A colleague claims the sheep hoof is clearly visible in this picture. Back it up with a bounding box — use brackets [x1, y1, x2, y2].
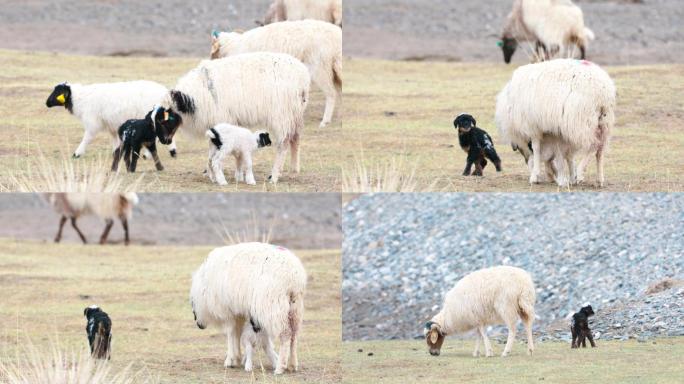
[72, 153, 81, 159]
[274, 368, 285, 375]
[169, 149, 177, 158]
[319, 121, 330, 128]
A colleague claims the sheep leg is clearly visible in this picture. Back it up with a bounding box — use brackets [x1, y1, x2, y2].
[243, 156, 256, 185]
[315, 66, 337, 128]
[579, 45, 586, 60]
[478, 326, 493, 357]
[269, 144, 289, 184]
[275, 330, 292, 375]
[529, 139, 542, 184]
[99, 219, 114, 245]
[581, 334, 587, 348]
[596, 147, 605, 188]
[288, 332, 299, 372]
[571, 329, 578, 348]
[467, 146, 483, 176]
[462, 161, 473, 176]
[168, 138, 178, 157]
[501, 322, 517, 357]
[128, 143, 143, 173]
[55, 216, 67, 243]
[120, 216, 129, 246]
[472, 331, 481, 357]
[148, 144, 164, 171]
[73, 130, 97, 158]
[263, 337, 279, 370]
[211, 156, 228, 186]
[224, 321, 241, 368]
[290, 132, 301, 174]
[243, 342, 254, 372]
[587, 332, 596, 348]
[484, 147, 502, 172]
[234, 155, 244, 183]
[525, 318, 535, 355]
[111, 146, 122, 172]
[70, 217, 87, 244]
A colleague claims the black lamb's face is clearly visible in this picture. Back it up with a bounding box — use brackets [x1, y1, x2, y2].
[84, 306, 101, 320]
[153, 107, 182, 145]
[500, 37, 518, 64]
[46, 83, 71, 108]
[454, 114, 476, 133]
[581, 305, 595, 317]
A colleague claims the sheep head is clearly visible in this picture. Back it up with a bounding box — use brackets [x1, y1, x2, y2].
[424, 321, 445, 356]
[150, 105, 182, 145]
[46, 83, 72, 111]
[499, 36, 518, 64]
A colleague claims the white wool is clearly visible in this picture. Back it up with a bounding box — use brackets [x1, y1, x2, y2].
[504, 0, 594, 60]
[205, 124, 267, 186]
[190, 242, 307, 374]
[213, 20, 342, 128]
[495, 59, 616, 186]
[431, 266, 536, 357]
[45, 193, 139, 221]
[265, 0, 342, 26]
[161, 52, 310, 183]
[59, 81, 170, 156]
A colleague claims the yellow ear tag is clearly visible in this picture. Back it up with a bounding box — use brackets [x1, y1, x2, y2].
[56, 94, 66, 104]
[163, 111, 169, 121]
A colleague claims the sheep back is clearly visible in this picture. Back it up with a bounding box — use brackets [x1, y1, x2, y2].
[439, 266, 536, 334]
[190, 242, 307, 337]
[496, 59, 616, 152]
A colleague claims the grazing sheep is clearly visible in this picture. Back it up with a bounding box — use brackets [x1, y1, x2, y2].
[154, 53, 310, 183]
[45, 193, 139, 245]
[424, 266, 536, 358]
[205, 124, 272, 186]
[190, 242, 307, 374]
[496, 59, 616, 187]
[500, 0, 595, 63]
[84, 305, 112, 360]
[45, 81, 178, 158]
[453, 114, 502, 176]
[571, 305, 596, 348]
[211, 20, 342, 128]
[261, 0, 342, 27]
[111, 107, 179, 173]
[241, 317, 279, 372]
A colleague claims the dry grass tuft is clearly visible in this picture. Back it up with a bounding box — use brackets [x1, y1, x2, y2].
[0, 339, 158, 384]
[216, 211, 275, 245]
[341, 155, 421, 193]
[4, 152, 143, 193]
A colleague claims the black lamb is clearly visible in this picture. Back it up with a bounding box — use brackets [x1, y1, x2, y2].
[571, 305, 597, 348]
[453, 114, 502, 176]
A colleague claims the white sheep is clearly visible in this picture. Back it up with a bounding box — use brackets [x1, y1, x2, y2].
[240, 318, 279, 372]
[261, 0, 342, 27]
[205, 124, 272, 186]
[190, 242, 307, 374]
[211, 20, 342, 128]
[155, 53, 310, 183]
[45, 192, 139, 245]
[424, 266, 536, 358]
[45, 81, 178, 158]
[500, 0, 595, 63]
[496, 59, 616, 187]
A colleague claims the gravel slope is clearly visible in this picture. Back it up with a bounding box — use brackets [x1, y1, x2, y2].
[342, 193, 684, 341]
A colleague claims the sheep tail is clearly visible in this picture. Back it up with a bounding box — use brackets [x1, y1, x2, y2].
[287, 290, 304, 342]
[517, 291, 536, 323]
[122, 192, 139, 206]
[584, 28, 595, 41]
[332, 56, 342, 93]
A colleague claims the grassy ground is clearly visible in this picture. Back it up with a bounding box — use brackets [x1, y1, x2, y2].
[343, 58, 684, 191]
[0, 49, 342, 192]
[343, 338, 684, 383]
[0, 239, 341, 383]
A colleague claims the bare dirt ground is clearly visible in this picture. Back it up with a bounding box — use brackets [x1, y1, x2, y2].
[0, 0, 273, 57]
[344, 0, 684, 64]
[0, 193, 341, 249]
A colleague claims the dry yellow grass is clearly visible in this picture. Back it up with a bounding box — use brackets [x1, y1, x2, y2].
[0, 239, 341, 383]
[343, 58, 684, 191]
[0, 49, 342, 192]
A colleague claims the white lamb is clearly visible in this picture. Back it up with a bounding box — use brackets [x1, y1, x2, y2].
[500, 0, 595, 63]
[154, 53, 310, 183]
[261, 0, 342, 27]
[45, 81, 178, 158]
[496, 59, 616, 187]
[205, 124, 272, 186]
[190, 242, 307, 374]
[424, 266, 536, 358]
[240, 318, 279, 372]
[211, 20, 342, 128]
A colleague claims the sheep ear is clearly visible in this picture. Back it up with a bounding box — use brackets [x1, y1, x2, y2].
[211, 30, 220, 39]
